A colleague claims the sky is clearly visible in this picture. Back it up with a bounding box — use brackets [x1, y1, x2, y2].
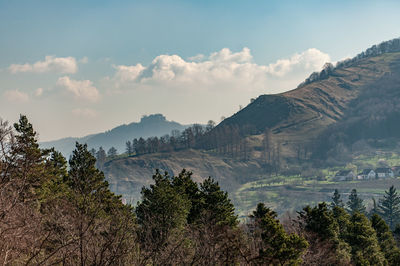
[1, 0, 400, 141]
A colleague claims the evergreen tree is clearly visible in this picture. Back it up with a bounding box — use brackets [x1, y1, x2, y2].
[299, 203, 339, 240]
[67, 143, 135, 264]
[250, 202, 276, 220]
[371, 214, 400, 265]
[347, 189, 366, 214]
[378, 185, 400, 229]
[11, 115, 50, 187]
[331, 189, 344, 208]
[346, 212, 386, 265]
[394, 224, 400, 245]
[332, 206, 351, 240]
[198, 177, 238, 226]
[95, 146, 106, 169]
[136, 170, 191, 258]
[68, 143, 110, 200]
[299, 204, 352, 264]
[254, 205, 308, 265]
[125, 140, 133, 155]
[171, 169, 202, 224]
[107, 146, 118, 158]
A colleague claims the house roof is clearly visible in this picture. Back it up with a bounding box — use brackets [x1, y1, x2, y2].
[359, 169, 374, 175]
[336, 170, 353, 176]
[375, 168, 393, 173]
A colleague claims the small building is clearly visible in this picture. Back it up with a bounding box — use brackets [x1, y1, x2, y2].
[375, 168, 394, 179]
[334, 170, 355, 181]
[357, 169, 376, 180]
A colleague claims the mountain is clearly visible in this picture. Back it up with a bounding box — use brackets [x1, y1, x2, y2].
[217, 38, 400, 160]
[98, 38, 400, 213]
[41, 114, 189, 156]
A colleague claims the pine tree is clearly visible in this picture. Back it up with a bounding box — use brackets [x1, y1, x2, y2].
[67, 143, 135, 264]
[378, 185, 400, 229]
[331, 189, 344, 208]
[254, 205, 308, 265]
[95, 146, 106, 169]
[136, 170, 191, 258]
[107, 146, 118, 158]
[68, 142, 109, 198]
[299, 203, 339, 240]
[346, 212, 386, 265]
[198, 177, 238, 226]
[250, 203, 277, 220]
[371, 214, 400, 265]
[12, 115, 49, 186]
[126, 141, 133, 155]
[347, 189, 366, 214]
[171, 169, 202, 224]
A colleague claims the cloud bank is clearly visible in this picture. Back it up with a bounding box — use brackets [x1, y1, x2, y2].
[9, 56, 78, 74]
[109, 47, 330, 92]
[57, 76, 100, 102]
[4, 89, 29, 103]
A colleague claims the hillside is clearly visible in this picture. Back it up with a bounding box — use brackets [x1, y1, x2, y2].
[41, 114, 189, 156]
[218, 44, 400, 160]
[103, 149, 265, 203]
[102, 38, 400, 213]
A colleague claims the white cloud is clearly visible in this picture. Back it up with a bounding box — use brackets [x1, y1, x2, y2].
[72, 108, 97, 118]
[108, 47, 331, 93]
[35, 87, 44, 96]
[266, 48, 331, 77]
[9, 56, 78, 74]
[57, 76, 100, 102]
[4, 89, 29, 103]
[188, 54, 205, 62]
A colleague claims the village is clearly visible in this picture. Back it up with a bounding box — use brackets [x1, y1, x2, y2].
[333, 166, 400, 181]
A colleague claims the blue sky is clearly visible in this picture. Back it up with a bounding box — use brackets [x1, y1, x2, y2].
[1, 0, 400, 141]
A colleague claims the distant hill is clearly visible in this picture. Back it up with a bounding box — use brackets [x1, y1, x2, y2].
[85, 38, 400, 214]
[41, 114, 189, 156]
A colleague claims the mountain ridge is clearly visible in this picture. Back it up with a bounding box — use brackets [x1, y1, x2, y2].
[41, 114, 190, 156]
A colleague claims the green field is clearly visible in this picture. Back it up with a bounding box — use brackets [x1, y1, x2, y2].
[232, 150, 400, 217]
[233, 175, 400, 218]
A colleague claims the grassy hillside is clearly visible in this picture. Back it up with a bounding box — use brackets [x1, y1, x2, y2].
[218, 52, 400, 160]
[103, 149, 266, 203]
[102, 39, 400, 215]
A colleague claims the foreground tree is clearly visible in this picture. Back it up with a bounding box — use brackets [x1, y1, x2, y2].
[198, 177, 238, 227]
[346, 212, 386, 265]
[371, 214, 400, 265]
[248, 203, 308, 264]
[56, 142, 137, 265]
[379, 185, 400, 229]
[135, 170, 191, 264]
[298, 203, 351, 264]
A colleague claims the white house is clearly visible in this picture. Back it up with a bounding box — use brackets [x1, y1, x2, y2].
[375, 168, 394, 179]
[334, 170, 355, 181]
[358, 169, 376, 180]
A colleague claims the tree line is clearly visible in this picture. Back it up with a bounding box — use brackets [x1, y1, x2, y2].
[3, 115, 400, 264]
[91, 120, 259, 167]
[91, 122, 289, 175]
